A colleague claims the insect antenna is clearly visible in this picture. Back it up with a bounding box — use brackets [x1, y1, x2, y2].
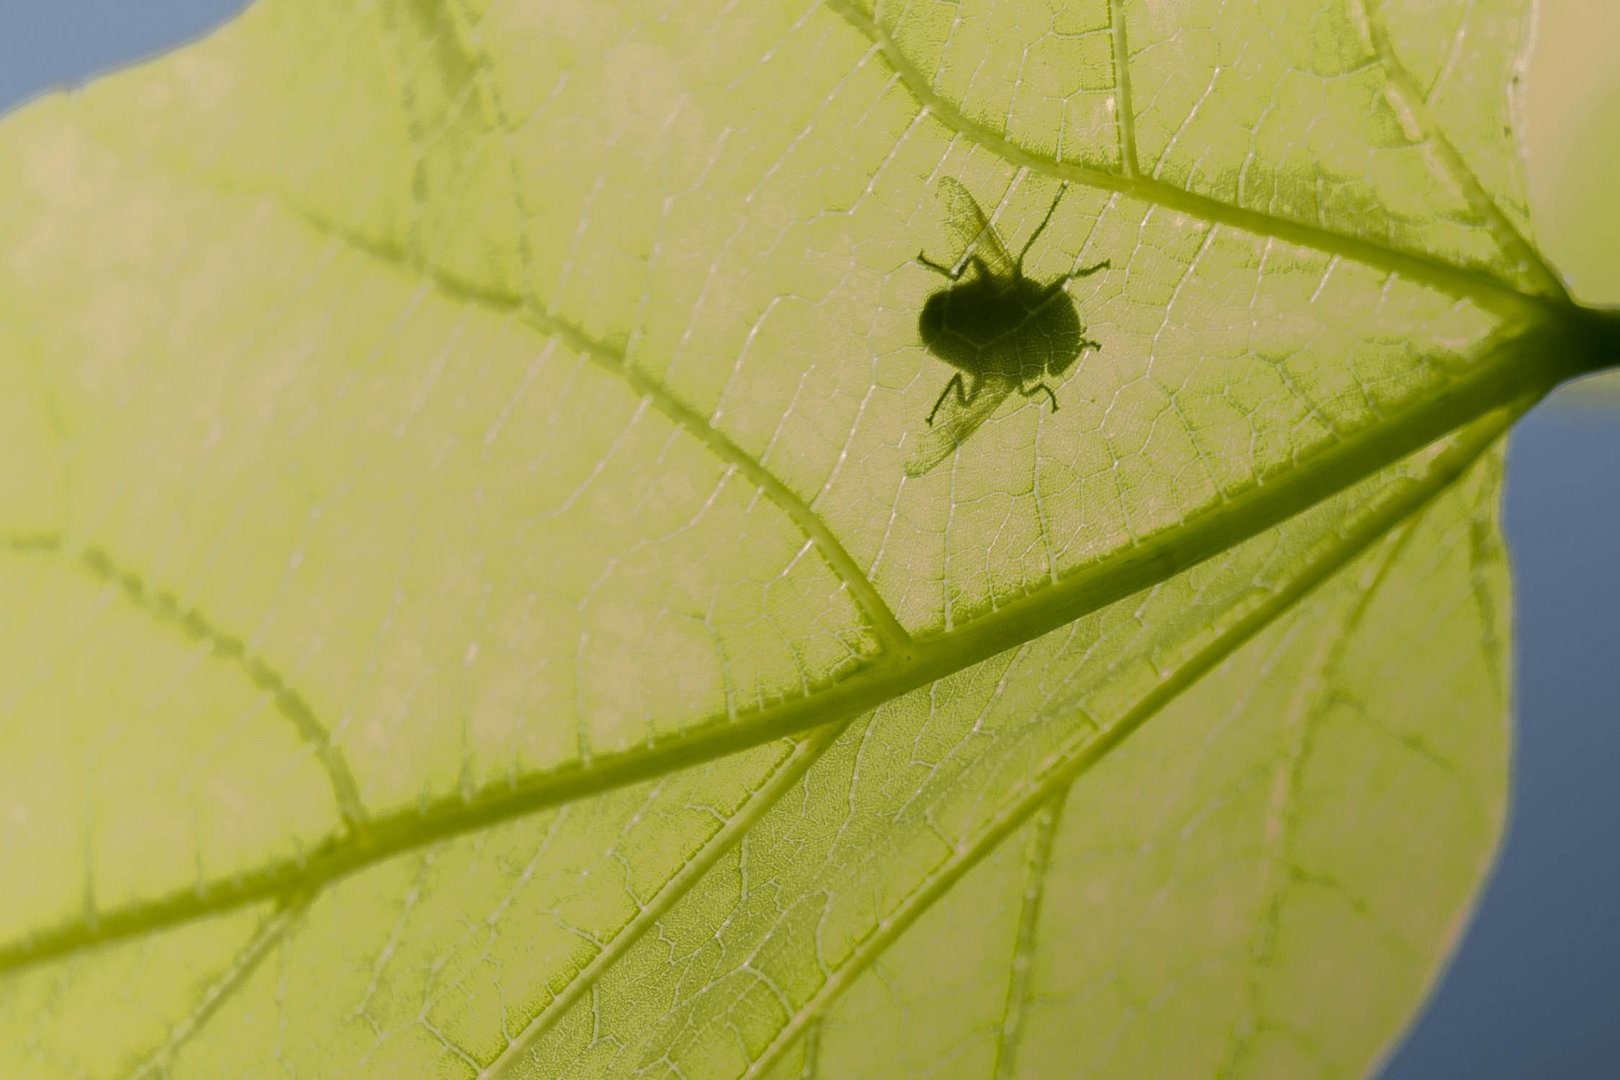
[1015, 181, 1069, 271]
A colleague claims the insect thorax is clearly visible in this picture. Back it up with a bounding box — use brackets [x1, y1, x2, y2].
[918, 276, 1083, 379]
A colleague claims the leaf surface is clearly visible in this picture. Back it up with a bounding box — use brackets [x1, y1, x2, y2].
[0, 0, 1613, 1076]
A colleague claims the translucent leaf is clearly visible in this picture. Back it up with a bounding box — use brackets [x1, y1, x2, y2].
[0, 0, 1614, 1077]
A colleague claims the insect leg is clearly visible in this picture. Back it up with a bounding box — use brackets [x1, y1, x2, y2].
[1035, 260, 1110, 312]
[916, 251, 964, 280]
[1078, 335, 1102, 353]
[1063, 258, 1110, 282]
[1017, 381, 1059, 411]
[926, 372, 970, 426]
[1016, 183, 1069, 271]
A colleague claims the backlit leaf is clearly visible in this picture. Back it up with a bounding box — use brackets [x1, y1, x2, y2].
[1, 0, 1615, 1076]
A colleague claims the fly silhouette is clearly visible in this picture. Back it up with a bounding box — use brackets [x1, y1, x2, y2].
[904, 177, 1108, 476]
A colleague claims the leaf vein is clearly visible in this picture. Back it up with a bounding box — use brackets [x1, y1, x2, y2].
[1357, 0, 1568, 302]
[824, 0, 1549, 320]
[65, 115, 915, 663]
[117, 896, 309, 1080]
[1106, 0, 1140, 176]
[481, 726, 847, 1077]
[1215, 518, 1420, 1078]
[741, 405, 1518, 1077]
[2, 535, 367, 833]
[990, 790, 1068, 1080]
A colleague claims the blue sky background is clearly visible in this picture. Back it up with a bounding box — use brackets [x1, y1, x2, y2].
[3, 3, 1617, 1076]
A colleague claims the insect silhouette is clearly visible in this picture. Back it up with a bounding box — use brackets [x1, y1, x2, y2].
[905, 177, 1109, 476]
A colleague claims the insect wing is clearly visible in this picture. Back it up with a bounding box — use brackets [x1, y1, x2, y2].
[935, 176, 1015, 278]
[902, 377, 1015, 477]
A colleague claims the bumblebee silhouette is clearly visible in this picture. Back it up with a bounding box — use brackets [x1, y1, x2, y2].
[905, 177, 1108, 476]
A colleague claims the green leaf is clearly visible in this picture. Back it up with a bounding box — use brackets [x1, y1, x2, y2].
[0, 0, 1613, 1076]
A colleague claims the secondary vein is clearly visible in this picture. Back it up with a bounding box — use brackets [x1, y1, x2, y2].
[826, 0, 1556, 324]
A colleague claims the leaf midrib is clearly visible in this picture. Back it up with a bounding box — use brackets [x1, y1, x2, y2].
[0, 311, 1559, 979]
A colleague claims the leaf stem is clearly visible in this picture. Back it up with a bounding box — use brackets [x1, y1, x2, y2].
[1554, 304, 1620, 382]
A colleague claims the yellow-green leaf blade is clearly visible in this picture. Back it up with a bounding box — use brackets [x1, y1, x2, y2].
[0, 0, 1605, 1075]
